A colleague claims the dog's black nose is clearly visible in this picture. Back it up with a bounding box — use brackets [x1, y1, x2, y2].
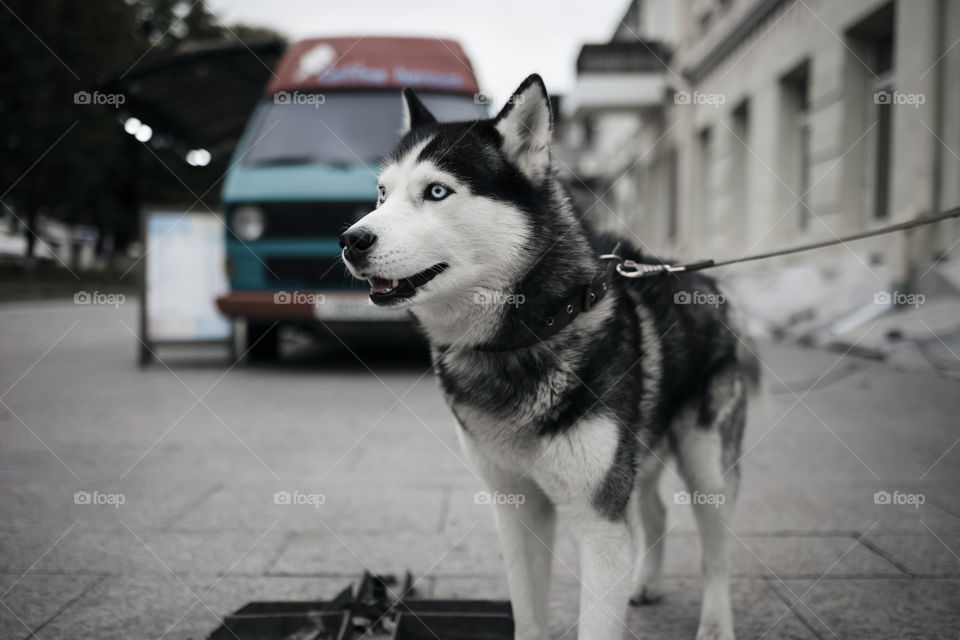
[339, 227, 377, 263]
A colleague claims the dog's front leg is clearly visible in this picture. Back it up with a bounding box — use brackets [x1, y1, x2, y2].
[459, 429, 555, 640]
[569, 510, 632, 640]
[490, 475, 556, 640]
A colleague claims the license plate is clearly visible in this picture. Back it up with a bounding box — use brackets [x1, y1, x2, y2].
[312, 293, 408, 321]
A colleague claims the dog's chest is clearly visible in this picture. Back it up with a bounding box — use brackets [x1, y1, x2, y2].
[453, 402, 622, 506]
[429, 346, 624, 502]
[452, 402, 540, 467]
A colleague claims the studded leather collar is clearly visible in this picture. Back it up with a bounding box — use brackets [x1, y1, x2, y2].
[475, 244, 621, 352]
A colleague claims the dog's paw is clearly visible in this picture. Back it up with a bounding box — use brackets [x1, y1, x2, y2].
[694, 622, 735, 640]
[628, 584, 664, 606]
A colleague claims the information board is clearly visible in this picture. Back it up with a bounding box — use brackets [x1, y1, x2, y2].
[144, 211, 231, 343]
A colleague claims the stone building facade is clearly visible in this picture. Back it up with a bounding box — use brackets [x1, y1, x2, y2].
[562, 0, 960, 333]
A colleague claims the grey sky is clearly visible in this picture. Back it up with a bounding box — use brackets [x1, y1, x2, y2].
[206, 0, 627, 105]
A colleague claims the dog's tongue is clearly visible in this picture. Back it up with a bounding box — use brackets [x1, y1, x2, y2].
[369, 277, 394, 294]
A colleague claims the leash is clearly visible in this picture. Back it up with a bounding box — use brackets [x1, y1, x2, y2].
[601, 206, 960, 278]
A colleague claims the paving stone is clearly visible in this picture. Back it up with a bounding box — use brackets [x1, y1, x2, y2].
[442, 488, 508, 536]
[863, 533, 960, 575]
[641, 469, 960, 536]
[346, 434, 481, 478]
[431, 576, 510, 600]
[625, 578, 817, 640]
[271, 526, 509, 578]
[0, 477, 234, 533]
[768, 578, 960, 639]
[928, 488, 960, 517]
[173, 483, 445, 534]
[0, 525, 285, 576]
[0, 573, 103, 638]
[36, 573, 208, 640]
[662, 533, 904, 578]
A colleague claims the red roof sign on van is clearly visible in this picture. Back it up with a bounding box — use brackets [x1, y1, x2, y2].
[266, 37, 480, 96]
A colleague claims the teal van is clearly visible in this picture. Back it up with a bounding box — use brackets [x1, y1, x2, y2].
[216, 37, 486, 358]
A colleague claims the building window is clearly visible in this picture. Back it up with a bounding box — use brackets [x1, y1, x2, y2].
[779, 62, 811, 231]
[667, 148, 678, 243]
[798, 114, 811, 230]
[731, 100, 750, 237]
[868, 34, 894, 221]
[695, 127, 712, 237]
[848, 2, 895, 223]
[584, 115, 596, 147]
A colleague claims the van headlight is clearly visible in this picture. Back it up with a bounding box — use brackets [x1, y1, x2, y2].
[231, 205, 265, 240]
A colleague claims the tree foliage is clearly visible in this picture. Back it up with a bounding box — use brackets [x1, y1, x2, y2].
[0, 0, 273, 257]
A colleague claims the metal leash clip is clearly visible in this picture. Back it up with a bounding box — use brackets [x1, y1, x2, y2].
[600, 246, 715, 279]
[616, 260, 685, 278]
[598, 253, 676, 278]
[600, 252, 717, 279]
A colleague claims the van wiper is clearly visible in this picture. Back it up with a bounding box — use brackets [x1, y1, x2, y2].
[250, 155, 317, 166]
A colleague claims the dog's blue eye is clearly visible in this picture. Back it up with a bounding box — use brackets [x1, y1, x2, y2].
[377, 185, 386, 203]
[425, 183, 452, 201]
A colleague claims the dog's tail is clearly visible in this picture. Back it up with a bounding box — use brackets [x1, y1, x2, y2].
[717, 283, 762, 395]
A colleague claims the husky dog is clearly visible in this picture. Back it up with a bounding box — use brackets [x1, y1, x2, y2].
[341, 74, 758, 640]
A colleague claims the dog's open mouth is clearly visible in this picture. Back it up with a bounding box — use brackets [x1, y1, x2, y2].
[366, 263, 448, 305]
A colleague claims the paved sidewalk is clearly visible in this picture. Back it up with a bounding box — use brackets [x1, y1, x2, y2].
[1, 300, 959, 639]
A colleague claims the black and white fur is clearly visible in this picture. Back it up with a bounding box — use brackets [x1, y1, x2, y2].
[341, 74, 758, 640]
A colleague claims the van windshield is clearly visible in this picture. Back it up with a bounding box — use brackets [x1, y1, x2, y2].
[241, 91, 487, 166]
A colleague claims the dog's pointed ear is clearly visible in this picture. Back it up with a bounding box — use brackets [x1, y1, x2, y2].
[494, 74, 553, 181]
[400, 87, 438, 135]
